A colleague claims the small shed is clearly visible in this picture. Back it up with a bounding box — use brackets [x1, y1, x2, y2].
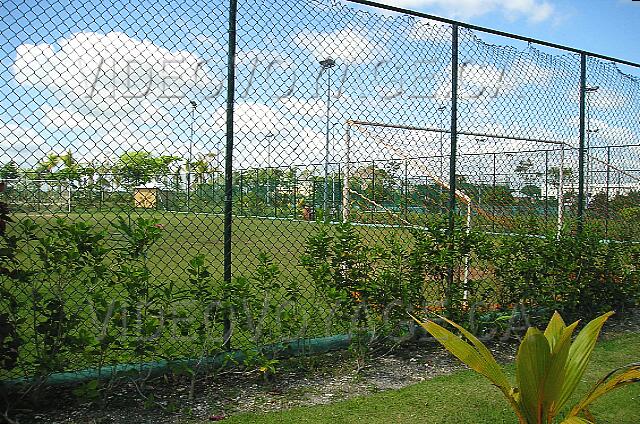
[134, 183, 161, 209]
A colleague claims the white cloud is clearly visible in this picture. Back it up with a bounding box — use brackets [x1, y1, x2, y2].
[581, 118, 639, 146]
[373, 0, 555, 23]
[433, 63, 516, 100]
[585, 87, 630, 110]
[202, 102, 339, 169]
[11, 32, 218, 163]
[13, 32, 209, 100]
[208, 103, 294, 135]
[293, 28, 386, 64]
[277, 97, 337, 117]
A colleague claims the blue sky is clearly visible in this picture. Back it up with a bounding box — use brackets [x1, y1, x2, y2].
[1, 0, 638, 187]
[369, 0, 640, 66]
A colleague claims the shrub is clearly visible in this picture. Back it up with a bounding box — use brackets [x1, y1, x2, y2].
[492, 227, 639, 323]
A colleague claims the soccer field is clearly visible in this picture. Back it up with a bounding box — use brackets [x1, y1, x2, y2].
[14, 211, 328, 283]
[11, 210, 408, 294]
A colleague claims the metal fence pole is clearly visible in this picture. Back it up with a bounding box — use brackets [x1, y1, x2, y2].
[446, 24, 459, 315]
[371, 159, 375, 221]
[342, 126, 351, 223]
[336, 163, 341, 221]
[404, 159, 408, 220]
[240, 171, 244, 216]
[292, 166, 297, 218]
[492, 152, 496, 232]
[544, 150, 549, 221]
[605, 146, 611, 237]
[577, 53, 587, 233]
[222, 0, 238, 349]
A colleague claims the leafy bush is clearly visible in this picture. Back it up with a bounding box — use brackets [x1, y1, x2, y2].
[301, 219, 492, 337]
[493, 227, 640, 323]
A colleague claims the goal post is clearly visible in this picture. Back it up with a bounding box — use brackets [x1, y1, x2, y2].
[342, 119, 475, 228]
[2, 178, 72, 213]
[343, 119, 477, 301]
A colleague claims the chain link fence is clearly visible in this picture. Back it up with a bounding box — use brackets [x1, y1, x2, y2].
[1, 0, 639, 391]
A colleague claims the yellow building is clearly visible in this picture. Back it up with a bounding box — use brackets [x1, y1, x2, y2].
[133, 183, 160, 209]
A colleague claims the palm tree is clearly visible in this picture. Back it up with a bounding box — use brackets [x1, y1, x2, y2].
[36, 153, 61, 176]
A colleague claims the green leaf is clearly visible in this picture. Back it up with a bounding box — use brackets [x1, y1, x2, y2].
[544, 311, 567, 352]
[569, 364, 640, 418]
[556, 311, 614, 411]
[545, 321, 580, 418]
[516, 327, 552, 423]
[412, 315, 511, 394]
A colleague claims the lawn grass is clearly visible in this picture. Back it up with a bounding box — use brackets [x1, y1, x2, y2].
[12, 210, 403, 283]
[2, 210, 409, 377]
[221, 332, 640, 423]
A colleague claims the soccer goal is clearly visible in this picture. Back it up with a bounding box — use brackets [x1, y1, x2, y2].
[2, 178, 72, 213]
[342, 120, 478, 300]
[342, 120, 479, 229]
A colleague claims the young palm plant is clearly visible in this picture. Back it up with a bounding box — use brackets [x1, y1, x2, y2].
[413, 311, 639, 423]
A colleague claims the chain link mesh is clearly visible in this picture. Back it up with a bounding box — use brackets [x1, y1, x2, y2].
[1, 0, 639, 391]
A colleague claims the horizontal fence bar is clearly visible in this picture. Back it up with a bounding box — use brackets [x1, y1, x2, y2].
[348, 120, 567, 145]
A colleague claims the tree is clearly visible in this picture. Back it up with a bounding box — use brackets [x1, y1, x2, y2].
[520, 184, 542, 199]
[483, 184, 515, 206]
[549, 166, 574, 188]
[188, 153, 218, 187]
[0, 161, 19, 180]
[114, 151, 182, 186]
[515, 159, 543, 199]
[36, 153, 61, 176]
[350, 163, 401, 206]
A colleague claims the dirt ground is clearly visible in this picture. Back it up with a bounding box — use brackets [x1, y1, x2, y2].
[5, 310, 639, 424]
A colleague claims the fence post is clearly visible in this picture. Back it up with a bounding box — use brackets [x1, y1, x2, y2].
[336, 163, 341, 221]
[544, 150, 549, 221]
[446, 24, 459, 317]
[404, 159, 408, 220]
[605, 146, 611, 237]
[292, 166, 297, 218]
[256, 168, 259, 214]
[222, 0, 238, 349]
[577, 53, 587, 233]
[371, 159, 375, 222]
[239, 171, 244, 216]
[492, 152, 496, 232]
[342, 126, 351, 223]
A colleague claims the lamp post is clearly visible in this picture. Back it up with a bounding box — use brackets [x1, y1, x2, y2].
[187, 100, 197, 212]
[320, 58, 336, 222]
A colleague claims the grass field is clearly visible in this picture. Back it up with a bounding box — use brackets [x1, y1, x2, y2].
[221, 331, 640, 423]
[14, 210, 403, 283]
[3, 210, 412, 378]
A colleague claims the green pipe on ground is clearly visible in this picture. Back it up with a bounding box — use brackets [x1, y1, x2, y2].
[1, 334, 352, 388]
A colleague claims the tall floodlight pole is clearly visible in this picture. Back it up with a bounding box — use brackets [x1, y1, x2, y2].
[320, 58, 336, 223]
[187, 100, 197, 212]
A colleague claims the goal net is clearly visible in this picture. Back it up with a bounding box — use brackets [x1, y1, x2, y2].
[2, 178, 72, 213]
[342, 120, 476, 228]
